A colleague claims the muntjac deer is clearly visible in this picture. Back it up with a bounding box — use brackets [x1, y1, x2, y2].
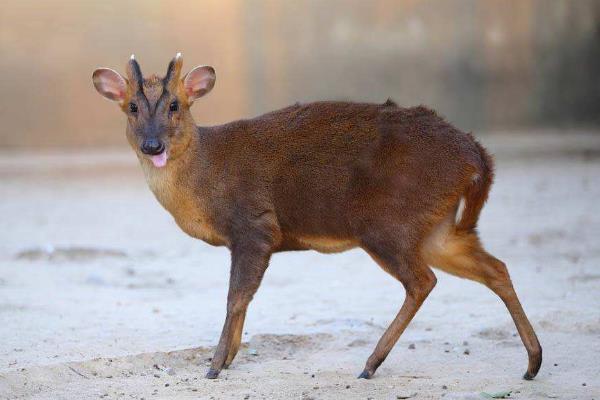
[92, 54, 542, 380]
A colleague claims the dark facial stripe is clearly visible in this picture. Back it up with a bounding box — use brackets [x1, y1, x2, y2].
[152, 87, 170, 116]
[157, 58, 179, 114]
[127, 59, 151, 111]
[136, 91, 151, 115]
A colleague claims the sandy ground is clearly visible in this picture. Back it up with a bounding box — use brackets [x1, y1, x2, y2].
[1, 132, 599, 400]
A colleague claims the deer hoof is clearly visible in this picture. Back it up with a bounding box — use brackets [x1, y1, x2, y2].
[522, 371, 535, 381]
[357, 369, 373, 379]
[205, 368, 220, 379]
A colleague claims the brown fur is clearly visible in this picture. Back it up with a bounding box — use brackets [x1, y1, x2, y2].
[93, 56, 542, 380]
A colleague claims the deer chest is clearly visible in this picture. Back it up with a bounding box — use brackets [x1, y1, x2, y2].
[143, 167, 227, 247]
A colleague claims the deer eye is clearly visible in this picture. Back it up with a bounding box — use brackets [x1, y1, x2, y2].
[169, 100, 178, 112]
[129, 103, 138, 113]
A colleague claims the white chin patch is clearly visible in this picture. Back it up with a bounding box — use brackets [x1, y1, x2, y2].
[150, 151, 168, 168]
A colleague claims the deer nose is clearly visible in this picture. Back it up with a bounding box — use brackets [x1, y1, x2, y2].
[140, 138, 164, 155]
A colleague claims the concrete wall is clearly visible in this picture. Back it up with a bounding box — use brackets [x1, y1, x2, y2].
[0, 0, 598, 148]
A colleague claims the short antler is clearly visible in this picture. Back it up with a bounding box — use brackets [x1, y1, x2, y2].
[126, 54, 143, 88]
[164, 52, 183, 89]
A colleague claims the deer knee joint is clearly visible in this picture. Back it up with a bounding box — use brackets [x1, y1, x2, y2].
[421, 273, 437, 296]
[484, 259, 513, 290]
[409, 272, 437, 301]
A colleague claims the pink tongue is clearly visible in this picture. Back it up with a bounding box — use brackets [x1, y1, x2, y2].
[150, 151, 168, 168]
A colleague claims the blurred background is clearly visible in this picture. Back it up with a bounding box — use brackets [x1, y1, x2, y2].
[0, 0, 599, 148]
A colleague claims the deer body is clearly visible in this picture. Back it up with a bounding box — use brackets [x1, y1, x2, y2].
[139, 101, 481, 254]
[93, 55, 542, 381]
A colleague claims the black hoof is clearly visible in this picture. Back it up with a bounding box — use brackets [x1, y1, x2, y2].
[523, 371, 535, 381]
[358, 370, 373, 379]
[205, 368, 220, 379]
[523, 348, 542, 381]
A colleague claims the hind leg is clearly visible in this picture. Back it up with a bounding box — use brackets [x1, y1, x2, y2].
[479, 251, 542, 379]
[358, 234, 437, 379]
[425, 229, 542, 379]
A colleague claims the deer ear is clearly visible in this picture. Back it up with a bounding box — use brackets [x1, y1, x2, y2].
[183, 66, 216, 103]
[92, 68, 128, 102]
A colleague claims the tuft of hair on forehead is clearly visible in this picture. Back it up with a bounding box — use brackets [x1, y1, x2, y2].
[143, 74, 163, 88]
[141, 74, 168, 103]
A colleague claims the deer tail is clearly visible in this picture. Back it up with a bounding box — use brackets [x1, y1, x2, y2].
[455, 138, 495, 232]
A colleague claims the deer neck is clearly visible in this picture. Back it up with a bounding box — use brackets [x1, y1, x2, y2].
[138, 127, 199, 213]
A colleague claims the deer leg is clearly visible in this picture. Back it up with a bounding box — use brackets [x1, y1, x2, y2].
[479, 253, 542, 379]
[224, 309, 247, 368]
[205, 241, 272, 379]
[358, 238, 437, 379]
[425, 230, 542, 379]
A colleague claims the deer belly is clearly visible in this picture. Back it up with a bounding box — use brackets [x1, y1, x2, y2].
[296, 236, 358, 254]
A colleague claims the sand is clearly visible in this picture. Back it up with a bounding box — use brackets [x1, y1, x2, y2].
[1, 132, 599, 399]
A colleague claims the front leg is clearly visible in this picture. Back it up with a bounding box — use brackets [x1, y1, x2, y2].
[206, 239, 273, 379]
[224, 309, 247, 368]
